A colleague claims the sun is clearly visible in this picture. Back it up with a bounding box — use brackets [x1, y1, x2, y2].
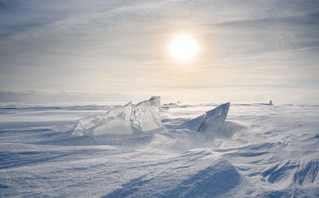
[169, 34, 198, 62]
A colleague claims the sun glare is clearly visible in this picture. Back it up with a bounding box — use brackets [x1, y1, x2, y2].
[169, 34, 198, 62]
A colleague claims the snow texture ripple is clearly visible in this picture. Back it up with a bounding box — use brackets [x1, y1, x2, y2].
[0, 99, 318, 197]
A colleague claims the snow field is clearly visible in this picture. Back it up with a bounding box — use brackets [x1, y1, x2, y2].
[0, 102, 318, 197]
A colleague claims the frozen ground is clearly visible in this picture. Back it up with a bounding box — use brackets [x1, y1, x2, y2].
[0, 101, 318, 197]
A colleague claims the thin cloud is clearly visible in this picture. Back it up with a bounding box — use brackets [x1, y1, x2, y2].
[0, 0, 318, 102]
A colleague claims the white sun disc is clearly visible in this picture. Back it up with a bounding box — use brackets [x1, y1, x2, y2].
[169, 34, 198, 62]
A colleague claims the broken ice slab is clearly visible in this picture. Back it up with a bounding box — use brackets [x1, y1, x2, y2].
[178, 102, 230, 132]
[72, 96, 162, 136]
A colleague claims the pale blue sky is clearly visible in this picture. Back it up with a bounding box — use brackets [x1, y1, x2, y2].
[0, 0, 318, 103]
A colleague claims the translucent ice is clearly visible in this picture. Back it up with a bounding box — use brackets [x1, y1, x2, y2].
[179, 102, 230, 132]
[132, 96, 162, 132]
[72, 96, 162, 136]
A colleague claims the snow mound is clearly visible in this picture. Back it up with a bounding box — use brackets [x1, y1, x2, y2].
[72, 96, 162, 136]
[179, 102, 230, 132]
[103, 158, 242, 198]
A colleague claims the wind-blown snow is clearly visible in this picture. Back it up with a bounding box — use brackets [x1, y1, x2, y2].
[0, 100, 318, 197]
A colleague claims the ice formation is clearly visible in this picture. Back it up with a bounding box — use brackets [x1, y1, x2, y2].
[269, 100, 273, 106]
[260, 100, 274, 106]
[179, 102, 230, 132]
[2, 101, 319, 197]
[72, 96, 162, 136]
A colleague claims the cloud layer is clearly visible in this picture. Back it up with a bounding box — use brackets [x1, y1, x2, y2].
[0, 0, 318, 102]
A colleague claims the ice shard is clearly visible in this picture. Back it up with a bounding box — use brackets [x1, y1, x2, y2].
[72, 96, 162, 136]
[260, 100, 274, 106]
[179, 102, 230, 132]
[132, 96, 162, 132]
[269, 100, 273, 106]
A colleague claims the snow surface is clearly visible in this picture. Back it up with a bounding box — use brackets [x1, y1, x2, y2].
[0, 101, 319, 197]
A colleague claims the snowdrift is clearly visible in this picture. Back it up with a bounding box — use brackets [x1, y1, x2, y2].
[1, 100, 318, 197]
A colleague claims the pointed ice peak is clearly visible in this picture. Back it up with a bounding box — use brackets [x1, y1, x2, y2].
[133, 96, 162, 132]
[269, 100, 273, 106]
[148, 96, 161, 107]
[179, 102, 230, 132]
[198, 102, 230, 132]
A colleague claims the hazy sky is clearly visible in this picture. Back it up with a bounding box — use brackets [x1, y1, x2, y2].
[0, 0, 318, 103]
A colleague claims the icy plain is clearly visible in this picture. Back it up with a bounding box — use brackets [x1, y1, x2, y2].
[0, 100, 318, 197]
